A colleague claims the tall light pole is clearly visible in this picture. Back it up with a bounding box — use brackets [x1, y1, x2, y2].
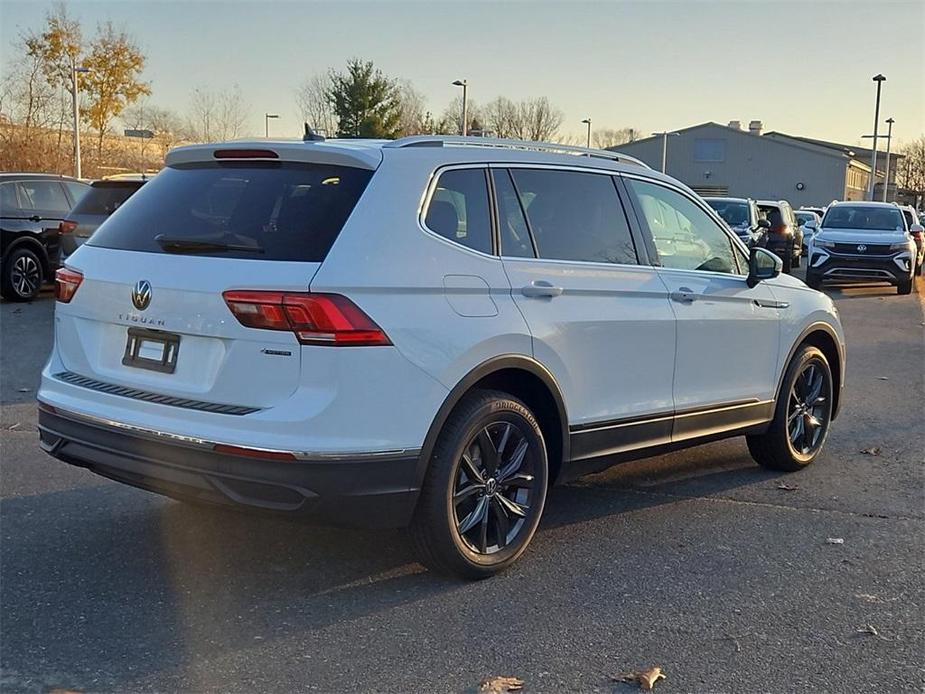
[265, 113, 279, 138]
[72, 66, 90, 179]
[581, 118, 592, 148]
[452, 80, 468, 136]
[867, 74, 886, 200]
[882, 117, 894, 202]
[653, 131, 679, 174]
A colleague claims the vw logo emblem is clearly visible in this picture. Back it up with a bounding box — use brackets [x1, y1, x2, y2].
[131, 280, 152, 311]
[857, 244, 867, 253]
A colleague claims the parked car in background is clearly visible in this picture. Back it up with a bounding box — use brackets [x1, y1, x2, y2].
[806, 201, 917, 294]
[703, 196, 769, 248]
[896, 204, 924, 275]
[59, 175, 149, 260]
[800, 206, 827, 219]
[795, 209, 822, 256]
[1, 173, 89, 301]
[37, 136, 845, 579]
[758, 200, 802, 272]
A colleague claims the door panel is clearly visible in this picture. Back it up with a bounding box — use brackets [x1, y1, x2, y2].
[622, 176, 782, 433]
[495, 167, 676, 458]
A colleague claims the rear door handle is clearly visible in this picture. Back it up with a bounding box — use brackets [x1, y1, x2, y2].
[521, 280, 563, 298]
[670, 287, 696, 304]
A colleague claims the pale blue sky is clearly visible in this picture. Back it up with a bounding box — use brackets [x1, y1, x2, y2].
[2, 0, 923, 145]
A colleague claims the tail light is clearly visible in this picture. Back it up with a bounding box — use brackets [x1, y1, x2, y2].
[59, 220, 77, 234]
[54, 268, 83, 303]
[223, 290, 391, 346]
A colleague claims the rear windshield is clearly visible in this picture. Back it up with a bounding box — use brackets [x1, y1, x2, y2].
[706, 200, 749, 226]
[821, 205, 904, 231]
[72, 182, 145, 216]
[87, 162, 373, 261]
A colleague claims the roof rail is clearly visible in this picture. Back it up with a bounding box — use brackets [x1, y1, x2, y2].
[384, 135, 651, 168]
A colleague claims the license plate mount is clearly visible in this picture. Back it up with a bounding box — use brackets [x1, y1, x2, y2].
[122, 327, 181, 374]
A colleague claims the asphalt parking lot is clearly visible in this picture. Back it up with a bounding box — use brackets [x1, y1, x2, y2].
[1, 274, 923, 693]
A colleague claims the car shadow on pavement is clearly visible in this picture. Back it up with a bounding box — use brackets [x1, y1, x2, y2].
[0, 442, 781, 688]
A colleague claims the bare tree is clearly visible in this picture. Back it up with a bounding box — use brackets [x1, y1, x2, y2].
[592, 127, 642, 149]
[482, 97, 518, 138]
[395, 79, 427, 136]
[520, 97, 563, 142]
[295, 72, 337, 137]
[439, 95, 481, 135]
[896, 137, 925, 196]
[188, 85, 248, 142]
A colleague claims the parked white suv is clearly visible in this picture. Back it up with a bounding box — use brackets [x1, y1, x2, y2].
[38, 136, 845, 579]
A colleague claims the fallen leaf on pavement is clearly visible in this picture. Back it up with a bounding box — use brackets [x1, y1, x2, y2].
[16, 387, 31, 393]
[7, 423, 20, 431]
[478, 676, 524, 693]
[777, 483, 799, 491]
[860, 447, 881, 456]
[855, 624, 890, 641]
[826, 537, 844, 544]
[877, 376, 889, 380]
[613, 667, 666, 691]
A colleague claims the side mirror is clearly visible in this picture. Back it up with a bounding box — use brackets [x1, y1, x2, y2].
[804, 219, 818, 231]
[757, 218, 771, 229]
[747, 247, 782, 288]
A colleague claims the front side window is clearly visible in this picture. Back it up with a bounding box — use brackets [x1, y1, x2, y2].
[627, 178, 738, 274]
[509, 169, 637, 265]
[424, 168, 492, 254]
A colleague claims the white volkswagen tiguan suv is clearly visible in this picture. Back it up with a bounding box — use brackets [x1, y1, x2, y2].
[38, 135, 845, 579]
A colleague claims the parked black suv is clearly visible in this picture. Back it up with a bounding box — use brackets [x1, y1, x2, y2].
[703, 196, 769, 248]
[59, 176, 149, 260]
[1, 174, 89, 301]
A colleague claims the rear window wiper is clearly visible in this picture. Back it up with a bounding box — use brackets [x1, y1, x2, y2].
[154, 234, 264, 254]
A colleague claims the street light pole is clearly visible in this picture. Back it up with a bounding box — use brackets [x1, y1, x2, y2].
[581, 118, 592, 148]
[265, 113, 279, 138]
[882, 117, 894, 202]
[652, 131, 679, 174]
[868, 74, 886, 200]
[452, 80, 468, 136]
[71, 66, 90, 179]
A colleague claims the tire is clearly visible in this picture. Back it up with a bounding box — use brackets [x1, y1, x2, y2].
[792, 252, 801, 269]
[1, 246, 44, 301]
[805, 271, 822, 290]
[747, 345, 833, 472]
[409, 389, 549, 579]
[897, 277, 913, 295]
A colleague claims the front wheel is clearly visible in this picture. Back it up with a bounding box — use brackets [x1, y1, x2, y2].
[805, 271, 822, 290]
[897, 277, 913, 295]
[409, 390, 549, 579]
[747, 345, 833, 471]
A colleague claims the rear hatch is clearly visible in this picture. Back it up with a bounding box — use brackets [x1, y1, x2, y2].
[56, 155, 374, 410]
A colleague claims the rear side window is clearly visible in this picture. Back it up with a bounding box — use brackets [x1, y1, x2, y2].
[87, 163, 373, 261]
[424, 168, 492, 254]
[72, 182, 145, 216]
[18, 180, 71, 215]
[63, 181, 89, 205]
[509, 169, 637, 265]
[0, 182, 19, 213]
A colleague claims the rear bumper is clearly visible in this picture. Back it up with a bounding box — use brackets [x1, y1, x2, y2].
[38, 405, 421, 528]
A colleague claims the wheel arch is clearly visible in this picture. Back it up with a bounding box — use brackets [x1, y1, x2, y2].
[3, 234, 51, 279]
[780, 322, 844, 419]
[417, 355, 570, 486]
